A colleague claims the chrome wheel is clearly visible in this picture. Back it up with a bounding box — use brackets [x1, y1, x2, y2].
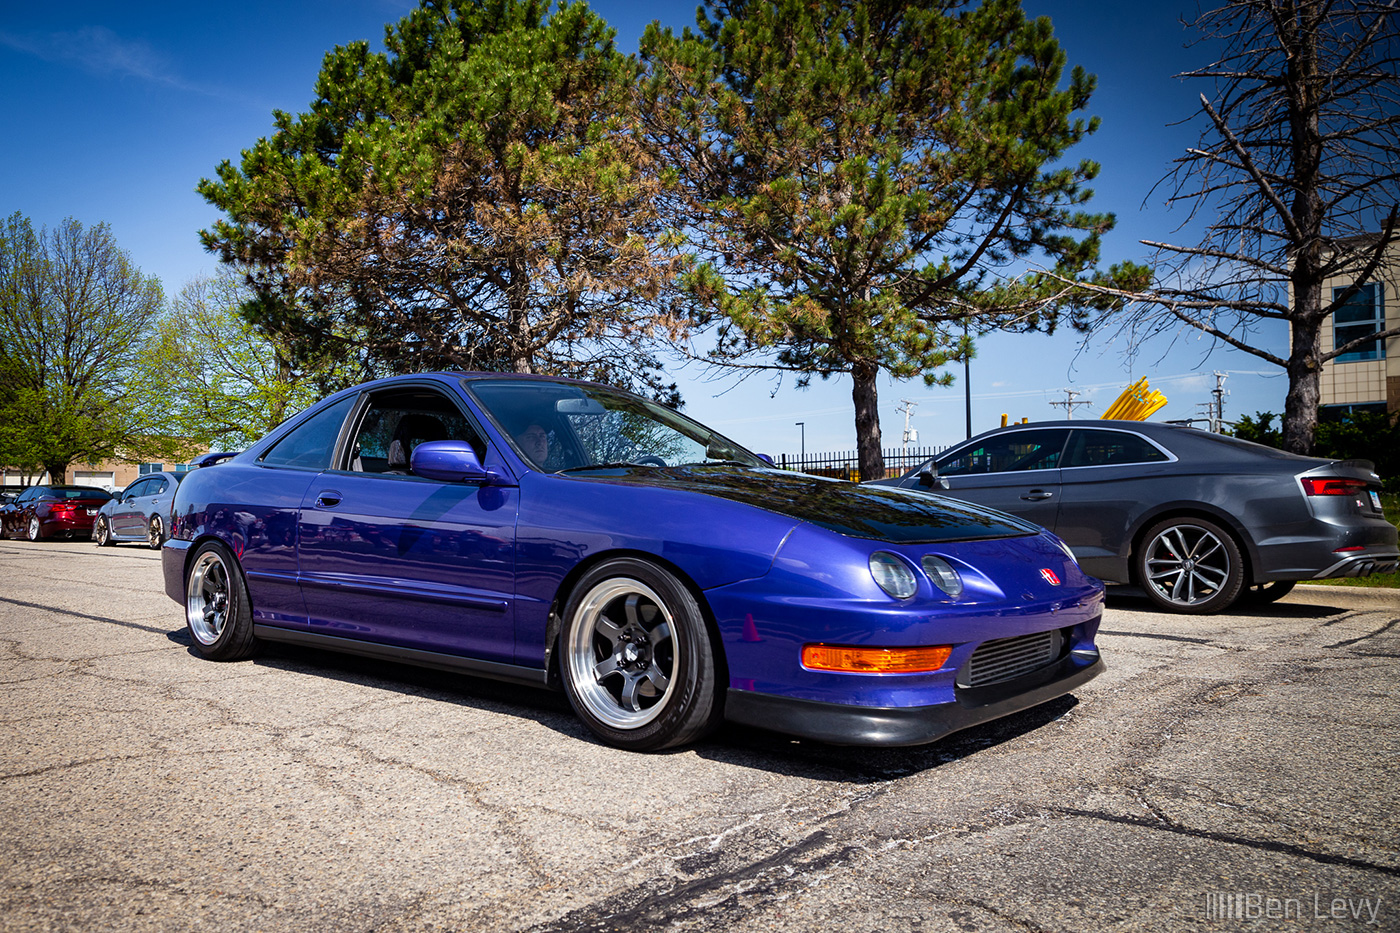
[566, 578, 678, 730]
[26, 517, 40, 541]
[1138, 517, 1243, 613]
[95, 517, 112, 546]
[187, 549, 232, 646]
[148, 516, 164, 550]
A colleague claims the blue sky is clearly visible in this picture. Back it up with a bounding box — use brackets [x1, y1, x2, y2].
[0, 0, 1291, 456]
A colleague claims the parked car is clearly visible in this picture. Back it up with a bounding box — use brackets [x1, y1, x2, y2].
[95, 472, 186, 549]
[1, 485, 112, 541]
[164, 373, 1104, 751]
[874, 420, 1399, 614]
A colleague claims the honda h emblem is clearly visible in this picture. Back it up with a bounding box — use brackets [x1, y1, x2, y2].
[1040, 568, 1061, 586]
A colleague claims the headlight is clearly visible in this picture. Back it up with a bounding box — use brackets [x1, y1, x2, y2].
[920, 555, 964, 598]
[869, 551, 917, 599]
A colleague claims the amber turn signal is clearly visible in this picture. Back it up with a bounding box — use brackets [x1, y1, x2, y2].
[801, 644, 952, 673]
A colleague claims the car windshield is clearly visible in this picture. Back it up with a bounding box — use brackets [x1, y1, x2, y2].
[466, 379, 764, 472]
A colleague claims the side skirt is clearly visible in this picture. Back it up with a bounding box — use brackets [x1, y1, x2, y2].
[252, 625, 551, 689]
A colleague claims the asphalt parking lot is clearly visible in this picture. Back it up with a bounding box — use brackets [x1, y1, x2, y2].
[1, 539, 1397, 932]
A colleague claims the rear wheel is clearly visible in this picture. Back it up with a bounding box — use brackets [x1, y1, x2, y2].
[26, 517, 41, 542]
[185, 541, 258, 660]
[148, 516, 165, 550]
[95, 516, 113, 546]
[1135, 517, 1244, 614]
[560, 558, 721, 751]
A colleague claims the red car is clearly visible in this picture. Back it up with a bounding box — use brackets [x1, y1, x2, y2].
[1, 485, 112, 541]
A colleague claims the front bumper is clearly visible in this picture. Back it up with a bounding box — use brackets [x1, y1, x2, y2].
[724, 650, 1104, 746]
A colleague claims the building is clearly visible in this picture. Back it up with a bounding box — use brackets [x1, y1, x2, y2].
[1317, 236, 1400, 418]
[2, 457, 198, 492]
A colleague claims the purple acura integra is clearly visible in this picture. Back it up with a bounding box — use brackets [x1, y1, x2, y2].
[163, 373, 1103, 751]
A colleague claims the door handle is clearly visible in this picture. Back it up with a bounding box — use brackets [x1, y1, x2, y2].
[315, 491, 342, 508]
[1021, 490, 1053, 501]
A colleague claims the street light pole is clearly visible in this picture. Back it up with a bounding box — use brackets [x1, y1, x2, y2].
[963, 317, 972, 439]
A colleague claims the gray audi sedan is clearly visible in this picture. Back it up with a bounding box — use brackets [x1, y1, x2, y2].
[874, 420, 1398, 613]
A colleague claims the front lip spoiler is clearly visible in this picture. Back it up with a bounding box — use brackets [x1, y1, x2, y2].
[723, 653, 1104, 747]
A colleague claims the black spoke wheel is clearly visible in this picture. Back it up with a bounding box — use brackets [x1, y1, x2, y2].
[560, 558, 721, 751]
[1135, 517, 1244, 614]
[184, 541, 258, 660]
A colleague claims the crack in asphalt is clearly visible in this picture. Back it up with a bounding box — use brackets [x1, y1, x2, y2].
[523, 830, 858, 932]
[1325, 615, 1400, 648]
[1049, 807, 1400, 877]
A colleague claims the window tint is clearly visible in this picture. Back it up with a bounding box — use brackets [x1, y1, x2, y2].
[261, 396, 356, 469]
[346, 390, 481, 475]
[935, 430, 1069, 476]
[125, 479, 153, 499]
[1062, 430, 1169, 468]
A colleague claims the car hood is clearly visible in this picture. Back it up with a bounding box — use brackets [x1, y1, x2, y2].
[568, 466, 1039, 544]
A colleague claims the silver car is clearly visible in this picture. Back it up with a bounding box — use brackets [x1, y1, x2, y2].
[874, 420, 1398, 613]
[95, 472, 186, 549]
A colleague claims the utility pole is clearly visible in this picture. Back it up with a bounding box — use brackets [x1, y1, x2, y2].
[1210, 372, 1229, 432]
[1048, 388, 1092, 420]
[896, 399, 919, 450]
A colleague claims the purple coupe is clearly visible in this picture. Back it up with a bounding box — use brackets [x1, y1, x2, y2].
[163, 374, 1104, 751]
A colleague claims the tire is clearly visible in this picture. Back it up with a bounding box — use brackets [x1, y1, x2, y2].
[560, 558, 721, 751]
[95, 516, 113, 547]
[1242, 580, 1296, 605]
[1136, 517, 1244, 614]
[148, 515, 165, 550]
[26, 516, 42, 542]
[184, 541, 259, 660]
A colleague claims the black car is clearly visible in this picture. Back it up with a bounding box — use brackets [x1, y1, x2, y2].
[874, 420, 1398, 613]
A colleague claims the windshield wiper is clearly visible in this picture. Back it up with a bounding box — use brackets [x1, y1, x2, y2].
[556, 461, 663, 473]
[680, 459, 756, 468]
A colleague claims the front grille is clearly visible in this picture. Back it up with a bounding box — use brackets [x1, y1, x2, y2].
[958, 629, 1063, 688]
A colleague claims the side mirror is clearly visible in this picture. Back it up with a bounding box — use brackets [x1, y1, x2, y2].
[411, 440, 498, 484]
[917, 470, 950, 491]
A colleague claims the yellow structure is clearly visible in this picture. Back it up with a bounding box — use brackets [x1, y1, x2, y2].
[1101, 378, 1168, 421]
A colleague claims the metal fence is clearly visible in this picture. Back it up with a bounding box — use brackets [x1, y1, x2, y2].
[774, 446, 948, 481]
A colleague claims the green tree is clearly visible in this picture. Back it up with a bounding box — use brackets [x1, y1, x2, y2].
[642, 0, 1116, 479]
[139, 270, 351, 450]
[199, 0, 687, 399]
[0, 212, 172, 482]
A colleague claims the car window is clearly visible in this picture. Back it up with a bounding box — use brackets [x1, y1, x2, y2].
[935, 430, 1070, 476]
[124, 479, 152, 499]
[346, 390, 482, 475]
[151, 478, 168, 495]
[1062, 430, 1170, 468]
[261, 395, 357, 469]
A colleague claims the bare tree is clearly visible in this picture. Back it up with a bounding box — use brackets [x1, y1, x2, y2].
[1080, 0, 1399, 453]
